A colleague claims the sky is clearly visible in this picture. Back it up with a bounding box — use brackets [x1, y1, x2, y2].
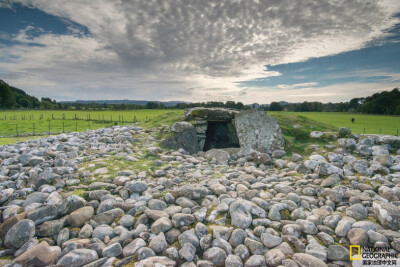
[0, 0, 400, 104]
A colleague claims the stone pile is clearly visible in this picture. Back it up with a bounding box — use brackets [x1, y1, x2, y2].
[0, 125, 399, 266]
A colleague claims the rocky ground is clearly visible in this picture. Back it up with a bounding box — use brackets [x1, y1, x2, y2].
[0, 124, 400, 267]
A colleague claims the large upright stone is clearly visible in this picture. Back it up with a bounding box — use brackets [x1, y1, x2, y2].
[160, 122, 199, 154]
[234, 110, 284, 155]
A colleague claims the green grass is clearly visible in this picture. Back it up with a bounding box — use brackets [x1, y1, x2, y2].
[0, 136, 44, 145]
[0, 109, 183, 138]
[0, 109, 182, 122]
[269, 111, 400, 135]
[1, 109, 399, 149]
[269, 112, 337, 154]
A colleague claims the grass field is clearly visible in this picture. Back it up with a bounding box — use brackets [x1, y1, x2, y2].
[269, 112, 400, 135]
[0, 109, 399, 147]
[0, 110, 183, 137]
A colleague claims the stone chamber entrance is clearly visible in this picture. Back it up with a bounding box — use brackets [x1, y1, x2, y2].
[203, 121, 240, 151]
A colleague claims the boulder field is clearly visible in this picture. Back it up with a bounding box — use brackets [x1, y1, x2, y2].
[0, 125, 399, 266]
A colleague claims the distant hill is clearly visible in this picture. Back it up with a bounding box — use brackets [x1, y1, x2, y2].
[60, 100, 190, 106]
[0, 79, 41, 109]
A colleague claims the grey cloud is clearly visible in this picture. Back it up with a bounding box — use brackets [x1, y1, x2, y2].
[1, 0, 400, 102]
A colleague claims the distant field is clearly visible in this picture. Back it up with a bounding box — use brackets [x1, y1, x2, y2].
[0, 110, 183, 137]
[0, 109, 182, 122]
[269, 112, 400, 136]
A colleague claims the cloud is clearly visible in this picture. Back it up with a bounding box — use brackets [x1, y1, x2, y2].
[277, 82, 319, 90]
[237, 81, 400, 103]
[1, 0, 400, 102]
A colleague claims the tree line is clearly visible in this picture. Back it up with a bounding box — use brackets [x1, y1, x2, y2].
[1, 79, 399, 115]
[268, 88, 400, 115]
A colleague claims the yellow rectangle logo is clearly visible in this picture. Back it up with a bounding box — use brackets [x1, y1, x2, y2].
[350, 245, 361, 260]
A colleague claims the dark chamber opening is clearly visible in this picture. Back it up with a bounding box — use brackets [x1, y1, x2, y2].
[203, 121, 240, 151]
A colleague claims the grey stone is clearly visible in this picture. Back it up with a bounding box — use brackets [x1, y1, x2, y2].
[367, 230, 388, 244]
[149, 232, 168, 253]
[37, 219, 65, 237]
[272, 150, 286, 158]
[160, 123, 199, 154]
[102, 243, 122, 257]
[57, 249, 98, 267]
[194, 222, 208, 239]
[335, 219, 352, 237]
[346, 203, 368, 220]
[122, 238, 146, 257]
[260, 233, 282, 248]
[151, 217, 173, 234]
[93, 208, 124, 225]
[23, 192, 48, 207]
[203, 247, 227, 267]
[244, 238, 264, 255]
[126, 181, 148, 192]
[292, 253, 328, 267]
[235, 244, 250, 261]
[244, 255, 266, 267]
[67, 206, 94, 227]
[205, 149, 231, 164]
[282, 224, 301, 238]
[58, 195, 87, 216]
[375, 154, 393, 167]
[134, 256, 176, 267]
[172, 213, 196, 227]
[229, 199, 266, 229]
[179, 229, 199, 248]
[78, 224, 93, 239]
[118, 215, 134, 228]
[4, 219, 35, 249]
[179, 242, 196, 262]
[230, 229, 247, 248]
[184, 107, 239, 121]
[137, 247, 156, 261]
[58, 227, 70, 246]
[373, 200, 400, 230]
[235, 110, 284, 155]
[27, 205, 58, 225]
[296, 219, 318, 235]
[92, 225, 115, 241]
[327, 245, 350, 261]
[148, 199, 167, 210]
[265, 248, 285, 267]
[305, 244, 327, 262]
[28, 156, 45, 166]
[212, 238, 232, 254]
[225, 254, 243, 267]
[338, 127, 351, 137]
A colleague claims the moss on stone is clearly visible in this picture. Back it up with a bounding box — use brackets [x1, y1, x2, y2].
[280, 209, 291, 220]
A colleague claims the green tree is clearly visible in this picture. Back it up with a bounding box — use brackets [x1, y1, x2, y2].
[0, 80, 16, 109]
[269, 102, 283, 111]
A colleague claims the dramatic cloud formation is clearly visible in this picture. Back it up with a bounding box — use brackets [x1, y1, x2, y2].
[1, 0, 400, 102]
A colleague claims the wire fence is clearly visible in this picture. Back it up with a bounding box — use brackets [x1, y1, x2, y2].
[346, 127, 399, 136]
[0, 120, 145, 138]
[0, 113, 148, 123]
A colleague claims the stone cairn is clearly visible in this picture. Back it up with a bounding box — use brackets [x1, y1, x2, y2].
[0, 119, 399, 266]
